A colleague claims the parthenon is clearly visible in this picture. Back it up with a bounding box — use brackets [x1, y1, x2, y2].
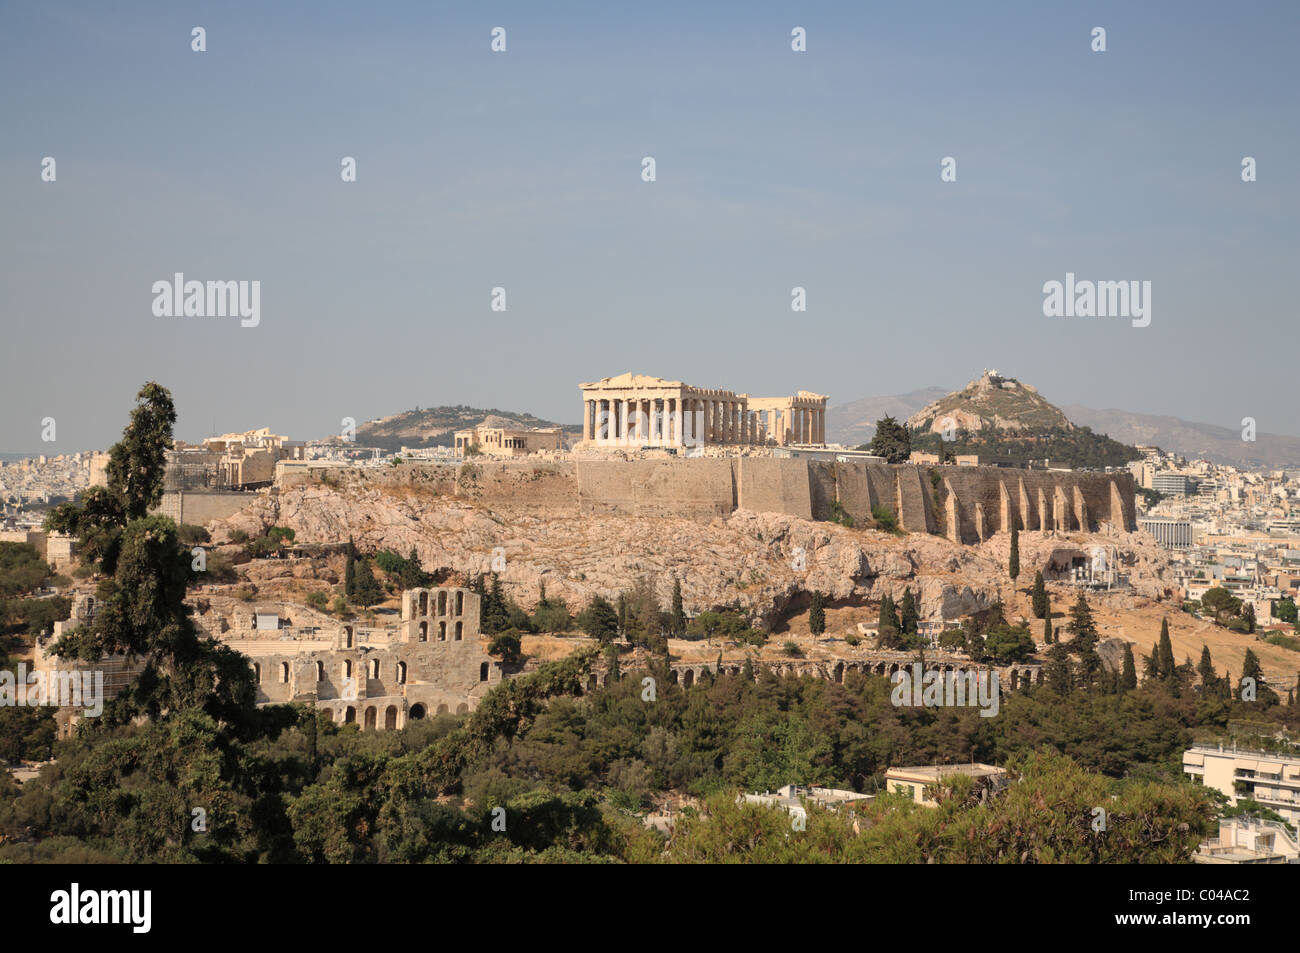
[579, 373, 828, 448]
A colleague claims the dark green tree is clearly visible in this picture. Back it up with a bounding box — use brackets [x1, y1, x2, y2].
[1198, 645, 1216, 689]
[670, 577, 687, 636]
[876, 594, 902, 649]
[43, 382, 255, 727]
[809, 590, 826, 637]
[1120, 644, 1138, 692]
[481, 574, 510, 634]
[578, 595, 619, 643]
[867, 416, 912, 464]
[1046, 643, 1072, 696]
[1008, 523, 1020, 581]
[898, 589, 919, 636]
[344, 536, 357, 598]
[1030, 571, 1048, 618]
[351, 558, 383, 607]
[1043, 614, 1053, 645]
[1157, 619, 1175, 681]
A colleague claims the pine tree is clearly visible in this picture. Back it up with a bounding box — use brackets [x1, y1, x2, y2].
[809, 590, 826, 637]
[1120, 643, 1137, 691]
[1157, 619, 1175, 681]
[1067, 593, 1098, 644]
[1030, 571, 1048, 619]
[671, 577, 687, 636]
[1009, 523, 1020, 581]
[1243, 603, 1256, 634]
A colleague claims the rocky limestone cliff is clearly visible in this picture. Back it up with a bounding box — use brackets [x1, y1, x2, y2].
[212, 483, 1177, 629]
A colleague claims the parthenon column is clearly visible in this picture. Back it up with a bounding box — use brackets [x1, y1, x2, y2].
[674, 399, 684, 447]
[583, 401, 592, 442]
[621, 399, 630, 445]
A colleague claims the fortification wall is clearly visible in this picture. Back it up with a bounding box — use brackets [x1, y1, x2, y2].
[158, 489, 261, 525]
[739, 457, 813, 520]
[278, 458, 1136, 540]
[575, 459, 735, 518]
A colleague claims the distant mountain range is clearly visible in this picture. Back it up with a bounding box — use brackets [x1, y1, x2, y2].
[826, 386, 1300, 468]
[354, 405, 579, 452]
[1060, 406, 1300, 469]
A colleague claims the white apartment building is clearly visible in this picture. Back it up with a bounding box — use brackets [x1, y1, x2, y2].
[1184, 744, 1300, 826]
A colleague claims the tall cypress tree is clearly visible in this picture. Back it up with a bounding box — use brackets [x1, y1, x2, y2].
[344, 535, 357, 598]
[1120, 643, 1138, 691]
[877, 594, 902, 649]
[899, 588, 919, 635]
[1157, 619, 1175, 681]
[671, 577, 687, 636]
[1043, 614, 1053, 645]
[1030, 571, 1048, 618]
[1198, 645, 1216, 689]
[809, 590, 826, 637]
[482, 573, 509, 633]
[1009, 523, 1020, 581]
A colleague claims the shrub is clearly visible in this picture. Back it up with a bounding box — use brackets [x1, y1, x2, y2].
[871, 505, 899, 534]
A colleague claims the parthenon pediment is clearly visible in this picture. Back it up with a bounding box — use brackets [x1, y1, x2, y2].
[581, 372, 683, 389]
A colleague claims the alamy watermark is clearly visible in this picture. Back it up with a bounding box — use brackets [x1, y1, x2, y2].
[1, 664, 104, 717]
[890, 663, 1000, 717]
[1042, 273, 1150, 327]
[152, 273, 260, 327]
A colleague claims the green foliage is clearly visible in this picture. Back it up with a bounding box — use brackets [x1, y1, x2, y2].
[577, 595, 619, 643]
[1275, 597, 1297, 625]
[828, 499, 855, 528]
[305, 590, 329, 611]
[0, 542, 50, 598]
[782, 641, 803, 657]
[663, 751, 1211, 863]
[531, 590, 572, 634]
[983, 622, 1036, 663]
[1008, 523, 1020, 581]
[686, 610, 765, 646]
[350, 558, 383, 607]
[670, 578, 687, 636]
[809, 591, 826, 637]
[488, 631, 522, 665]
[871, 505, 899, 534]
[1030, 571, 1048, 619]
[909, 425, 1140, 470]
[1201, 587, 1242, 625]
[867, 416, 911, 464]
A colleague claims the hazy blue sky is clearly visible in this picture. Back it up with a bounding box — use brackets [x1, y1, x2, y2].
[2, 0, 1297, 452]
